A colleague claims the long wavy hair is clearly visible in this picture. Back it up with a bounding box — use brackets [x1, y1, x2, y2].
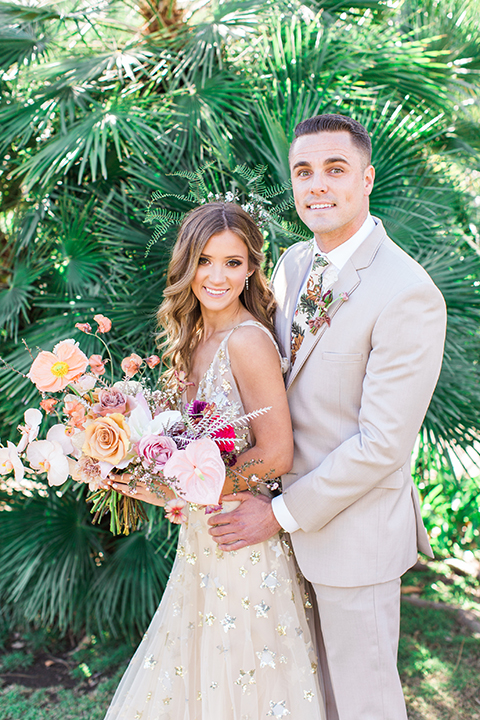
[157, 202, 277, 379]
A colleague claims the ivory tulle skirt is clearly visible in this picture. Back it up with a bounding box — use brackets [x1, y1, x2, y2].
[104, 501, 325, 720]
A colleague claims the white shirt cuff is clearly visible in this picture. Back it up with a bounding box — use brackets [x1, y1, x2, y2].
[271, 494, 300, 533]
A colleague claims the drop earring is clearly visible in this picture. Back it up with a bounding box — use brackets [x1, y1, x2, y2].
[245, 274, 249, 291]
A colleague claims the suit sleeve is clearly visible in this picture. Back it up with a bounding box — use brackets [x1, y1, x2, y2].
[282, 279, 447, 533]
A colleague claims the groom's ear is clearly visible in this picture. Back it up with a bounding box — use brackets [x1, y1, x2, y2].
[364, 165, 375, 196]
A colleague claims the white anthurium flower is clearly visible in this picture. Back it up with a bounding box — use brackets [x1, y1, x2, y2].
[0, 442, 25, 482]
[27, 440, 69, 486]
[46, 424, 81, 458]
[128, 394, 181, 443]
[17, 408, 43, 453]
[69, 374, 97, 394]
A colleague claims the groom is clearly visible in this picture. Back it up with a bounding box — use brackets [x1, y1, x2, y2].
[209, 114, 447, 719]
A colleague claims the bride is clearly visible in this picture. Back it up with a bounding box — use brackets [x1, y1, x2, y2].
[103, 202, 325, 720]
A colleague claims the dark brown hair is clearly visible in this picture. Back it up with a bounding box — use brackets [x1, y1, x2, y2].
[292, 114, 372, 165]
[157, 202, 276, 377]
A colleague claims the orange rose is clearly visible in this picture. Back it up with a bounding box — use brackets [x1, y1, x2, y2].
[82, 413, 130, 466]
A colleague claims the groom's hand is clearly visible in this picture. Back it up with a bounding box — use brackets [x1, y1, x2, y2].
[207, 492, 281, 551]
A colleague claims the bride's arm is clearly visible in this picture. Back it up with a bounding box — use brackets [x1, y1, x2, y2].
[221, 325, 293, 495]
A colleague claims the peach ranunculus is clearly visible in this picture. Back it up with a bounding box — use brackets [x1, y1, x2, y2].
[89, 354, 106, 376]
[93, 314, 112, 333]
[82, 413, 130, 466]
[28, 339, 89, 392]
[162, 437, 225, 506]
[145, 355, 161, 369]
[121, 354, 143, 378]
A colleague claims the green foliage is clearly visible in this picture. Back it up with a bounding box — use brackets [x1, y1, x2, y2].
[1, 0, 480, 640]
[0, 650, 34, 673]
[0, 484, 178, 639]
[414, 449, 480, 557]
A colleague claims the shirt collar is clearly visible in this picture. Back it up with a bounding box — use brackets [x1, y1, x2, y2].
[314, 214, 376, 272]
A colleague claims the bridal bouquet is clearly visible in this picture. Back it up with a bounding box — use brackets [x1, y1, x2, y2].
[1, 315, 268, 534]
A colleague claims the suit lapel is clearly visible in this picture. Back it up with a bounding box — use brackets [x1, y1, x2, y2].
[285, 219, 387, 390]
[275, 242, 313, 362]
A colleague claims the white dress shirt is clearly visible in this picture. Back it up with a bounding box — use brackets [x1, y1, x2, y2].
[272, 214, 376, 532]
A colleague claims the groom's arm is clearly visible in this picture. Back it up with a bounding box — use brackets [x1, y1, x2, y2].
[281, 279, 446, 533]
[209, 277, 446, 549]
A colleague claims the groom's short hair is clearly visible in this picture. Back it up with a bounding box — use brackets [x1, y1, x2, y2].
[292, 114, 372, 166]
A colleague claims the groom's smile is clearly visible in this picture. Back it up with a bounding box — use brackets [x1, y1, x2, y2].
[290, 131, 375, 252]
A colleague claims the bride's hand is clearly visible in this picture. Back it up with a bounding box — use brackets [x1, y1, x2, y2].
[105, 473, 169, 507]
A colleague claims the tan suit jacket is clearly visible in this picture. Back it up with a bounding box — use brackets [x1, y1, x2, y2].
[272, 219, 446, 587]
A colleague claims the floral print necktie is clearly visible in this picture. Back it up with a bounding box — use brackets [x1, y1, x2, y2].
[290, 254, 330, 366]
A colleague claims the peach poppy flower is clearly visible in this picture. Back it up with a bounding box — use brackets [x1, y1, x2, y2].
[28, 340, 89, 392]
[94, 314, 112, 333]
[162, 437, 225, 506]
[121, 353, 143, 378]
[89, 354, 106, 376]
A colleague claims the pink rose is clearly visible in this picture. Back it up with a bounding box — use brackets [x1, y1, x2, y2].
[137, 434, 177, 472]
[92, 388, 129, 417]
[121, 353, 143, 378]
[94, 314, 112, 333]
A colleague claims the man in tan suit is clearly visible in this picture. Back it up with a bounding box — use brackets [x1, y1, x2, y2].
[209, 114, 447, 719]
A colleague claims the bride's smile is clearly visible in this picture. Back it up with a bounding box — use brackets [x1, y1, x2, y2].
[191, 229, 251, 316]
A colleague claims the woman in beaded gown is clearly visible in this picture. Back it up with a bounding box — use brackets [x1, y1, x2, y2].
[104, 203, 325, 720]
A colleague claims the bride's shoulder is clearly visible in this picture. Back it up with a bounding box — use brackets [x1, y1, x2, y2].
[227, 322, 280, 366]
